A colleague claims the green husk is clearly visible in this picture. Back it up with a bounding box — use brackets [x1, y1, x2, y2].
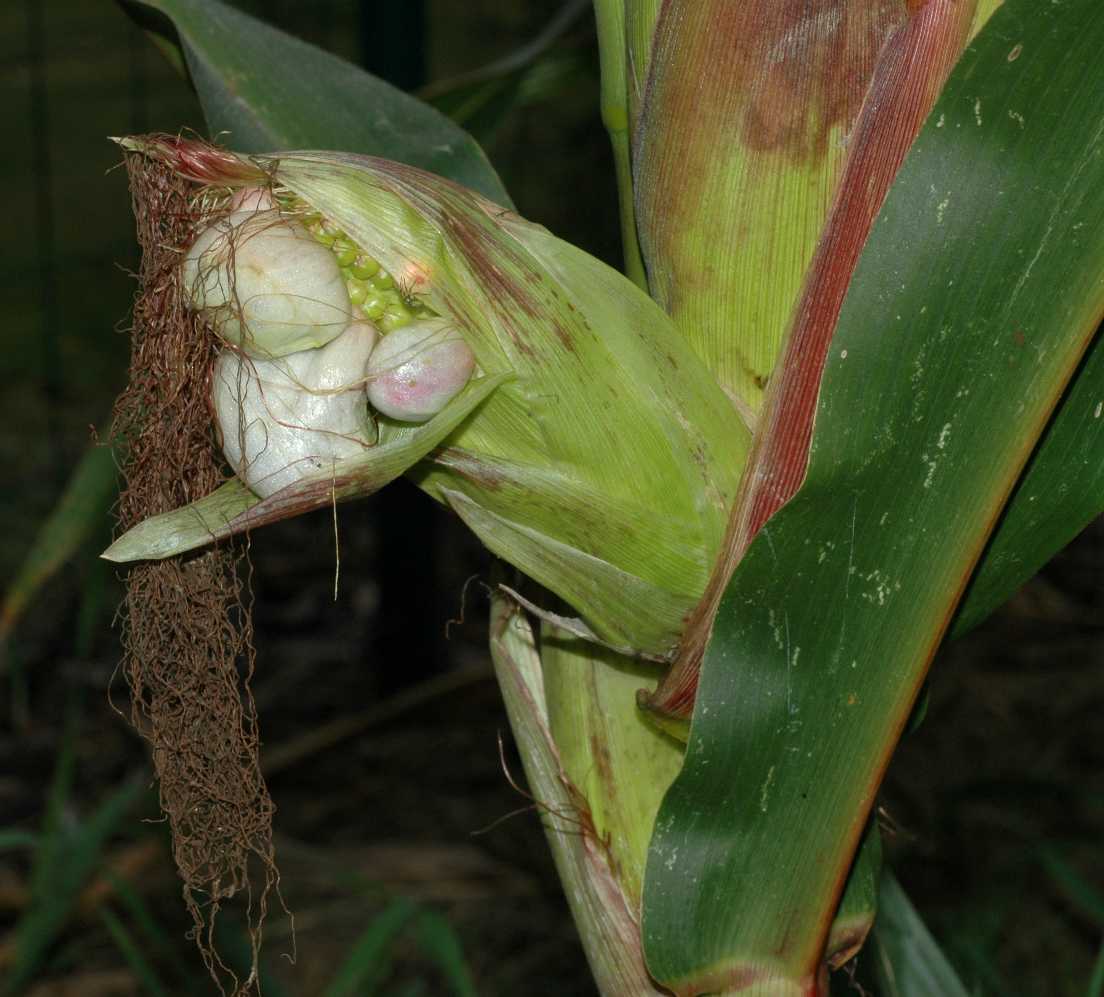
[107, 137, 749, 658]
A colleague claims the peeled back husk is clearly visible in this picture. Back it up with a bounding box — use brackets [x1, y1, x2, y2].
[106, 137, 751, 659]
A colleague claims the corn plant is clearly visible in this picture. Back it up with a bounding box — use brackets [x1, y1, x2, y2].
[104, 0, 1104, 993]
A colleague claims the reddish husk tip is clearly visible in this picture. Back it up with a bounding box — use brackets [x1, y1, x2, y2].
[113, 133, 267, 187]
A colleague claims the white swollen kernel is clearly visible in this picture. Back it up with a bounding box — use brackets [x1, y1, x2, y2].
[229, 186, 275, 212]
[366, 320, 475, 423]
[183, 209, 351, 357]
[212, 320, 377, 497]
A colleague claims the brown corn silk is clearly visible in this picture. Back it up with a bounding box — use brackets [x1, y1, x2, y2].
[113, 148, 280, 995]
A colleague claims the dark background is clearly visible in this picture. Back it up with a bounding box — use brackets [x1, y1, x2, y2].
[1, 2, 1101, 994]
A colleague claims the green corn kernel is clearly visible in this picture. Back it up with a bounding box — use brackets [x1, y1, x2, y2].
[380, 307, 412, 332]
[364, 301, 386, 321]
[332, 237, 358, 267]
[309, 221, 336, 246]
[374, 272, 394, 290]
[351, 255, 380, 279]
[347, 278, 369, 306]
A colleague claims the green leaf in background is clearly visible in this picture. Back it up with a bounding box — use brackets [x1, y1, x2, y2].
[323, 898, 419, 997]
[867, 872, 971, 997]
[411, 908, 479, 997]
[1091, 942, 1104, 997]
[3, 730, 144, 997]
[319, 897, 477, 997]
[117, 0, 512, 206]
[642, 0, 1104, 990]
[0, 445, 116, 649]
[419, 0, 589, 144]
[1038, 844, 1104, 926]
[99, 905, 170, 997]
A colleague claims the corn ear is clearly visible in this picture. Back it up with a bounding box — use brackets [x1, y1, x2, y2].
[106, 137, 749, 658]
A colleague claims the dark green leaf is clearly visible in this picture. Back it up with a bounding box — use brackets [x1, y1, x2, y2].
[0, 831, 38, 853]
[118, 0, 511, 207]
[954, 327, 1104, 635]
[420, 0, 589, 142]
[1038, 845, 1104, 924]
[1089, 940, 1104, 997]
[643, 0, 1104, 988]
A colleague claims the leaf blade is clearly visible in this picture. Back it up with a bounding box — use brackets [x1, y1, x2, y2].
[642, 0, 1104, 987]
[119, 0, 511, 206]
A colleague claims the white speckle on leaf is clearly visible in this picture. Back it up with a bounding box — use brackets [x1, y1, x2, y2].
[1008, 109, 1025, 129]
[922, 453, 938, 489]
[936, 113, 945, 128]
[936, 196, 949, 224]
[760, 766, 776, 813]
[1094, 401, 1102, 419]
[769, 608, 783, 649]
[937, 423, 952, 450]
[974, 98, 983, 126]
[840, 348, 848, 359]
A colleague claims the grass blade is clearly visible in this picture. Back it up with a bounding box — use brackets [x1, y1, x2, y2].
[323, 898, 420, 997]
[413, 908, 478, 997]
[99, 905, 170, 997]
[3, 730, 143, 996]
